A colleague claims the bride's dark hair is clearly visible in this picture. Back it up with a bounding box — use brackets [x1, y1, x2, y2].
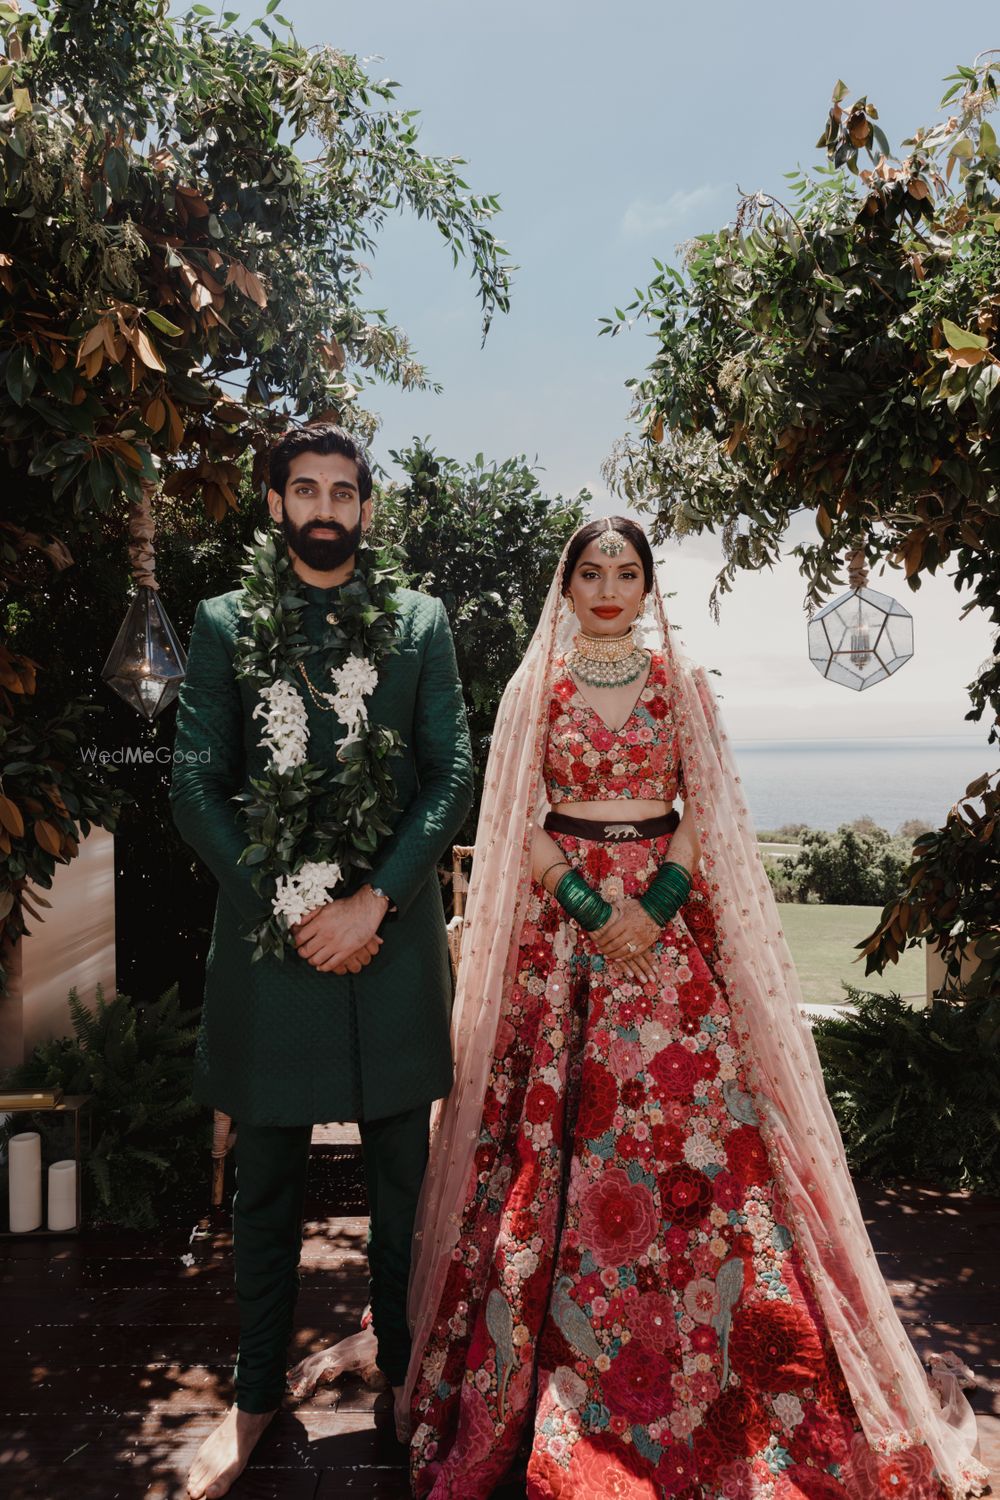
[561, 516, 654, 593]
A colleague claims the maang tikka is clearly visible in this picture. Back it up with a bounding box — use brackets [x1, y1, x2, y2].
[597, 517, 627, 558]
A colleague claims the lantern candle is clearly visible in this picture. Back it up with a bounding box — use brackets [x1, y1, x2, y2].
[8, 1131, 43, 1233]
[47, 1159, 78, 1232]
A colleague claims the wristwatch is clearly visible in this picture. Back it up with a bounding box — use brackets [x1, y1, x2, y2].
[370, 885, 398, 922]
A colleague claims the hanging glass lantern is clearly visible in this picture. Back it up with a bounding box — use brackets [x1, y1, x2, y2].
[807, 549, 914, 692]
[102, 487, 187, 721]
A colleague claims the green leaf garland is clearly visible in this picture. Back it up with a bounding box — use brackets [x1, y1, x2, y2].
[232, 528, 406, 961]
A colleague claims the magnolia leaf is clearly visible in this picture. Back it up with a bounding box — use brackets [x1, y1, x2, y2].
[242, 269, 267, 308]
[163, 395, 185, 449]
[0, 795, 25, 838]
[105, 436, 144, 470]
[946, 347, 989, 368]
[144, 397, 166, 431]
[145, 309, 184, 337]
[34, 818, 62, 855]
[941, 318, 989, 351]
[132, 329, 167, 371]
[77, 321, 107, 359]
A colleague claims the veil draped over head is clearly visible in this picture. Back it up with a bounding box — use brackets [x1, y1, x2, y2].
[406, 528, 985, 1496]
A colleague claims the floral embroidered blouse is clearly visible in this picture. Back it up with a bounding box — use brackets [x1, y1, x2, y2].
[544, 651, 684, 804]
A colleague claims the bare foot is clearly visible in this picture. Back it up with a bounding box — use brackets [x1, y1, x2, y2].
[186, 1406, 275, 1499]
[287, 1324, 386, 1402]
[392, 1384, 411, 1445]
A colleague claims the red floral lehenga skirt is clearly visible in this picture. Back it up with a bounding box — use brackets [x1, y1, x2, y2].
[409, 828, 952, 1499]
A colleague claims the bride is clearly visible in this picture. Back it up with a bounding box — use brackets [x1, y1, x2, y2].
[294, 517, 985, 1499]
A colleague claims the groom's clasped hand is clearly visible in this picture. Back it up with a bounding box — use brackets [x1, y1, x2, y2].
[291, 886, 388, 974]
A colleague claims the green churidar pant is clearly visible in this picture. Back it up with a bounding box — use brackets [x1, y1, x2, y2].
[232, 1103, 431, 1411]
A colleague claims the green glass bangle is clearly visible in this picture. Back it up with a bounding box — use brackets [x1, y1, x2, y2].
[639, 860, 692, 928]
[554, 869, 613, 932]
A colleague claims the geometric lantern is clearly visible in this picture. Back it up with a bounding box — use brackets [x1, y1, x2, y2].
[807, 549, 914, 692]
[101, 584, 187, 719]
[101, 485, 187, 721]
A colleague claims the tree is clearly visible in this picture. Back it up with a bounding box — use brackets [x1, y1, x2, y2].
[786, 824, 910, 906]
[606, 59, 1000, 1000]
[1, 0, 510, 530]
[372, 441, 586, 839]
[0, 0, 511, 967]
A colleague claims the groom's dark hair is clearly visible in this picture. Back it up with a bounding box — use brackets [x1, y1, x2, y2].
[268, 422, 373, 504]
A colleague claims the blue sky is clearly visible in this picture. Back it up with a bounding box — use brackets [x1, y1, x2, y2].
[248, 0, 997, 741]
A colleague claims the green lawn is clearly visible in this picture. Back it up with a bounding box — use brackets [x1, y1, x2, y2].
[777, 903, 925, 1009]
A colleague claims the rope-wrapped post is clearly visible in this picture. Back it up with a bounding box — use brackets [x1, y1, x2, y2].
[446, 845, 475, 979]
[128, 479, 160, 590]
[846, 547, 869, 592]
[451, 844, 474, 919]
[211, 1110, 237, 1207]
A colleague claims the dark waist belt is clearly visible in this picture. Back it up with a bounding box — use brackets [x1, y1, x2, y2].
[544, 809, 680, 842]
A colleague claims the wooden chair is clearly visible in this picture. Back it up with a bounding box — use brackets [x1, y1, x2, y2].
[209, 844, 477, 1206]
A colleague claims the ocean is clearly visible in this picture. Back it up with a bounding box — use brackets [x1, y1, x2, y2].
[732, 736, 996, 834]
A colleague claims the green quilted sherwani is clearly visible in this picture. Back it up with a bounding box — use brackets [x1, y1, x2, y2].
[169, 580, 473, 1127]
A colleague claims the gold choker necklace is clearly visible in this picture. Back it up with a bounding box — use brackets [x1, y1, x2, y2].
[568, 627, 647, 688]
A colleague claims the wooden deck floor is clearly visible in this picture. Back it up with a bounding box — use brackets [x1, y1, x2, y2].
[2, 1127, 998, 1499]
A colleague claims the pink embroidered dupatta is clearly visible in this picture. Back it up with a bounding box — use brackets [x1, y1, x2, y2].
[405, 531, 985, 1496]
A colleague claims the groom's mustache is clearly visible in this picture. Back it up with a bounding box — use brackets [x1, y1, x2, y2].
[303, 520, 347, 537]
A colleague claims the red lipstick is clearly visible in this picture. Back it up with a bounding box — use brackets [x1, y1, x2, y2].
[591, 606, 623, 618]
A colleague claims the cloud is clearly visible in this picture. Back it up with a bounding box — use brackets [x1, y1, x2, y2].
[621, 185, 725, 239]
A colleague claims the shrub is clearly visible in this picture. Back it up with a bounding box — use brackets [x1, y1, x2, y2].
[2, 982, 205, 1230]
[763, 854, 807, 904]
[787, 824, 909, 905]
[812, 989, 1000, 1192]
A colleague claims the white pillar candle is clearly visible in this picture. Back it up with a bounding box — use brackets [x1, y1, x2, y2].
[8, 1131, 42, 1233]
[47, 1158, 77, 1232]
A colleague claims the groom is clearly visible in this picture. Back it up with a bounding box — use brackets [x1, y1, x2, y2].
[170, 422, 471, 1498]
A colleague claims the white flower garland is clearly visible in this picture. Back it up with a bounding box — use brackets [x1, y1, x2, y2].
[251, 680, 309, 775]
[328, 655, 380, 747]
[252, 656, 380, 928]
[272, 859, 344, 929]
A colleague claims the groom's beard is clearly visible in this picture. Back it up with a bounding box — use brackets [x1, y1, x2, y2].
[282, 512, 362, 572]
